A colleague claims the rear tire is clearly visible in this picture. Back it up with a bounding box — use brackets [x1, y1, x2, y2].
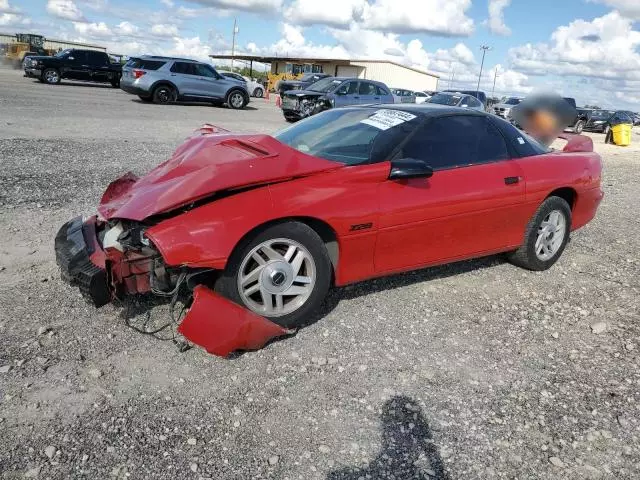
[253, 87, 264, 98]
[215, 222, 332, 329]
[508, 196, 571, 271]
[226, 89, 247, 109]
[152, 85, 176, 104]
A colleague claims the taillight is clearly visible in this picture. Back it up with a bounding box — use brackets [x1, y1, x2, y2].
[133, 69, 146, 79]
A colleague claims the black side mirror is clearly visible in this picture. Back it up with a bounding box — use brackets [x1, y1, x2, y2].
[389, 159, 433, 180]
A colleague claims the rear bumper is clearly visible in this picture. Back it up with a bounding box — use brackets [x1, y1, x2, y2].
[120, 83, 150, 97]
[55, 216, 111, 307]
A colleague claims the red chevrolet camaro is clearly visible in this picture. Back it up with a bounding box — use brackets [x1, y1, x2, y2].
[55, 105, 603, 356]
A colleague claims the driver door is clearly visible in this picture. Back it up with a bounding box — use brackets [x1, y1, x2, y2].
[334, 81, 359, 107]
[65, 51, 89, 80]
[375, 115, 527, 273]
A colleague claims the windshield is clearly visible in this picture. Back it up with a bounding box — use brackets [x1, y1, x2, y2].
[504, 97, 521, 105]
[428, 93, 462, 106]
[308, 78, 343, 93]
[300, 74, 317, 81]
[274, 108, 422, 165]
[55, 49, 72, 58]
[591, 110, 615, 119]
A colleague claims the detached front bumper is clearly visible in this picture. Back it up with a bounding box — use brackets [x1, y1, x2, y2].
[55, 216, 111, 307]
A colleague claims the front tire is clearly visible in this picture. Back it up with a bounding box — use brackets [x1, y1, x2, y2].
[226, 89, 247, 109]
[42, 68, 61, 85]
[215, 222, 332, 329]
[253, 87, 264, 98]
[573, 120, 585, 134]
[508, 196, 572, 271]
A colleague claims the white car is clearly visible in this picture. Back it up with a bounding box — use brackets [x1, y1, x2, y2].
[414, 91, 431, 104]
[219, 71, 265, 98]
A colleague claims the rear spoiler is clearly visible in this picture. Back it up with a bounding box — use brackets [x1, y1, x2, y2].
[557, 133, 593, 153]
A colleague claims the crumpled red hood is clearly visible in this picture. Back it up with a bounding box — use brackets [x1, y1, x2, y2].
[98, 132, 341, 221]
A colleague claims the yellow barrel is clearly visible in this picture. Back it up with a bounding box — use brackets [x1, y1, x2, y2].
[611, 123, 632, 146]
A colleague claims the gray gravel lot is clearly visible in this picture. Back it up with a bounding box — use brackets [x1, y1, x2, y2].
[0, 67, 638, 479]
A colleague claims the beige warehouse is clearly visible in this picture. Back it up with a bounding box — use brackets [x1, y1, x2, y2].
[210, 54, 439, 92]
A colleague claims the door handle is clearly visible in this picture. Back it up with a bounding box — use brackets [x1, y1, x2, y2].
[504, 176, 521, 185]
[170, 74, 177, 76]
[353, 96, 360, 99]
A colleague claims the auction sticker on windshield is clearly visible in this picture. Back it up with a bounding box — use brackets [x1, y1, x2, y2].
[361, 109, 417, 130]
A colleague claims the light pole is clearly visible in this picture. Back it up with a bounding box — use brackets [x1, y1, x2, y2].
[476, 45, 491, 96]
[491, 65, 500, 99]
[231, 18, 239, 72]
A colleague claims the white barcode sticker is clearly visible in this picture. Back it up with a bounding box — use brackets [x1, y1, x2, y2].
[361, 109, 417, 130]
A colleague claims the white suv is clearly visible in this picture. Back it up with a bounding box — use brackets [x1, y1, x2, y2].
[218, 71, 264, 98]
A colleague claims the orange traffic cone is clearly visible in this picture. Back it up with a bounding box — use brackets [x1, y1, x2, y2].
[275, 95, 281, 108]
[265, 88, 270, 100]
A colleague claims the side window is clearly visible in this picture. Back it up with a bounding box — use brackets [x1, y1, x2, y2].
[346, 81, 359, 95]
[195, 64, 215, 77]
[401, 116, 510, 170]
[358, 82, 376, 95]
[87, 51, 107, 65]
[69, 51, 85, 63]
[376, 85, 389, 96]
[170, 62, 187, 74]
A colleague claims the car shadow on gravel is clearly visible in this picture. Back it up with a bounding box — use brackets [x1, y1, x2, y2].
[326, 395, 449, 480]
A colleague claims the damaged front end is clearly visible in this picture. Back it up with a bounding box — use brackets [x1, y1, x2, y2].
[54, 215, 290, 356]
[282, 93, 331, 121]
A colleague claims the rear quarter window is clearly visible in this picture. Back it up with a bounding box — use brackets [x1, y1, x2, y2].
[126, 59, 166, 70]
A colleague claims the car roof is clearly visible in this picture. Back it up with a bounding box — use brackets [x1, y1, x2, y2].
[136, 55, 201, 63]
[357, 103, 490, 117]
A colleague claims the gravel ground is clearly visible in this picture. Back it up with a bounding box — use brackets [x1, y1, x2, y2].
[0, 68, 639, 479]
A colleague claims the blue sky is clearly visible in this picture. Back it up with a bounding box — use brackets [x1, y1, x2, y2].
[3, 0, 640, 108]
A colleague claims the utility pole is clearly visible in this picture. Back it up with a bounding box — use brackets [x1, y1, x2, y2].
[231, 18, 238, 72]
[491, 65, 499, 99]
[477, 45, 491, 96]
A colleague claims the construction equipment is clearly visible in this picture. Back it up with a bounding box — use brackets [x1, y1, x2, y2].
[3, 33, 47, 68]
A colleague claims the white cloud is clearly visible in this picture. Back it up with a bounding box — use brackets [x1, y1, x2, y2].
[46, 0, 85, 21]
[593, 0, 640, 19]
[73, 21, 112, 37]
[151, 23, 179, 37]
[183, 0, 282, 13]
[165, 36, 212, 61]
[161, 0, 174, 6]
[284, 0, 364, 28]
[486, 0, 511, 36]
[0, 12, 31, 26]
[509, 12, 640, 80]
[361, 0, 474, 36]
[115, 21, 139, 36]
[0, 0, 19, 13]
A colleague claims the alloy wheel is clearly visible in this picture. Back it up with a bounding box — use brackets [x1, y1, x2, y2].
[535, 210, 567, 261]
[237, 238, 316, 317]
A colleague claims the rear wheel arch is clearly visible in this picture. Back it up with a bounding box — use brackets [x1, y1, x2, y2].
[150, 80, 179, 96]
[547, 187, 577, 210]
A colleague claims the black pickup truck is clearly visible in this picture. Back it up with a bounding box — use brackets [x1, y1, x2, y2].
[24, 48, 122, 87]
[277, 73, 332, 97]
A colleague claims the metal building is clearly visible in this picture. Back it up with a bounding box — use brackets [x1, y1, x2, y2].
[209, 54, 440, 92]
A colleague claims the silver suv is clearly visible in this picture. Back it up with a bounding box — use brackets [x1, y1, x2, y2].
[121, 56, 250, 109]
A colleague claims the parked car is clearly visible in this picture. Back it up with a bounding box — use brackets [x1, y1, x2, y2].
[218, 70, 265, 98]
[120, 56, 250, 108]
[277, 73, 332, 97]
[621, 110, 640, 126]
[583, 110, 634, 135]
[427, 92, 485, 111]
[55, 105, 603, 357]
[414, 91, 430, 104]
[443, 89, 487, 106]
[491, 97, 522, 119]
[24, 49, 122, 87]
[281, 77, 393, 122]
[391, 88, 416, 103]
